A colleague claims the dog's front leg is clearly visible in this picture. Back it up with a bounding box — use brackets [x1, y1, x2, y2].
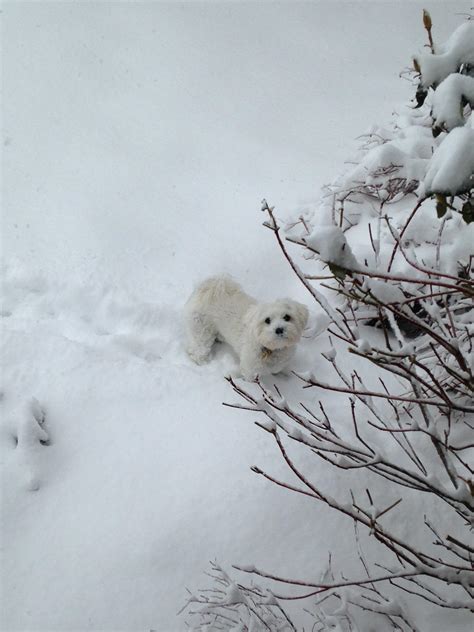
[239, 343, 261, 382]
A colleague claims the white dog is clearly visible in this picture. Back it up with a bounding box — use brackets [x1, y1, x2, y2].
[185, 276, 308, 381]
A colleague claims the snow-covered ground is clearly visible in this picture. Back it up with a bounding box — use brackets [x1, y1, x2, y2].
[1, 2, 471, 631]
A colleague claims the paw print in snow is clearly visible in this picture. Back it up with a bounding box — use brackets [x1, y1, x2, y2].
[8, 398, 50, 491]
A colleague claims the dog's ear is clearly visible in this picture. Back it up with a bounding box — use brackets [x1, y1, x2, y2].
[293, 302, 309, 331]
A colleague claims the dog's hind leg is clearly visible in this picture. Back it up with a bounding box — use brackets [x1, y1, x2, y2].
[185, 311, 217, 365]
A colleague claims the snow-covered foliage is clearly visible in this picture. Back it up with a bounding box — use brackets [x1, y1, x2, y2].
[415, 20, 474, 88]
[423, 126, 474, 195]
[414, 16, 474, 199]
[184, 11, 474, 631]
[431, 73, 474, 130]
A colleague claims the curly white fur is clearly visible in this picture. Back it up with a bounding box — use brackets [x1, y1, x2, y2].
[185, 276, 308, 381]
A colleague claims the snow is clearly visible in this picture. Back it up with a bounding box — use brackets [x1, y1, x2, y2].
[363, 279, 406, 305]
[2, 2, 473, 632]
[356, 339, 372, 354]
[306, 225, 359, 270]
[423, 126, 474, 195]
[224, 583, 245, 606]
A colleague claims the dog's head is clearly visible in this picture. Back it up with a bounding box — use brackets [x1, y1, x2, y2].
[245, 300, 309, 350]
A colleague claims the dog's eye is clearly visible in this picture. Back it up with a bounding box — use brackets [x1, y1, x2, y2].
[264, 317, 271, 324]
[283, 314, 291, 322]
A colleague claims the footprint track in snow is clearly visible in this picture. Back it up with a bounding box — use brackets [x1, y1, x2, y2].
[2, 262, 186, 365]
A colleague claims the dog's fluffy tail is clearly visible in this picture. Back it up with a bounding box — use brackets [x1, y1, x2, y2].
[192, 275, 242, 304]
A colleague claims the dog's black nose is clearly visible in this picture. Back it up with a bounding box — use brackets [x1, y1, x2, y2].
[275, 327, 284, 335]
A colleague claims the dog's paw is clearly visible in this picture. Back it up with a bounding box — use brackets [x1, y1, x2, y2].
[187, 347, 211, 365]
[225, 369, 241, 381]
[240, 370, 259, 382]
[273, 368, 291, 378]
